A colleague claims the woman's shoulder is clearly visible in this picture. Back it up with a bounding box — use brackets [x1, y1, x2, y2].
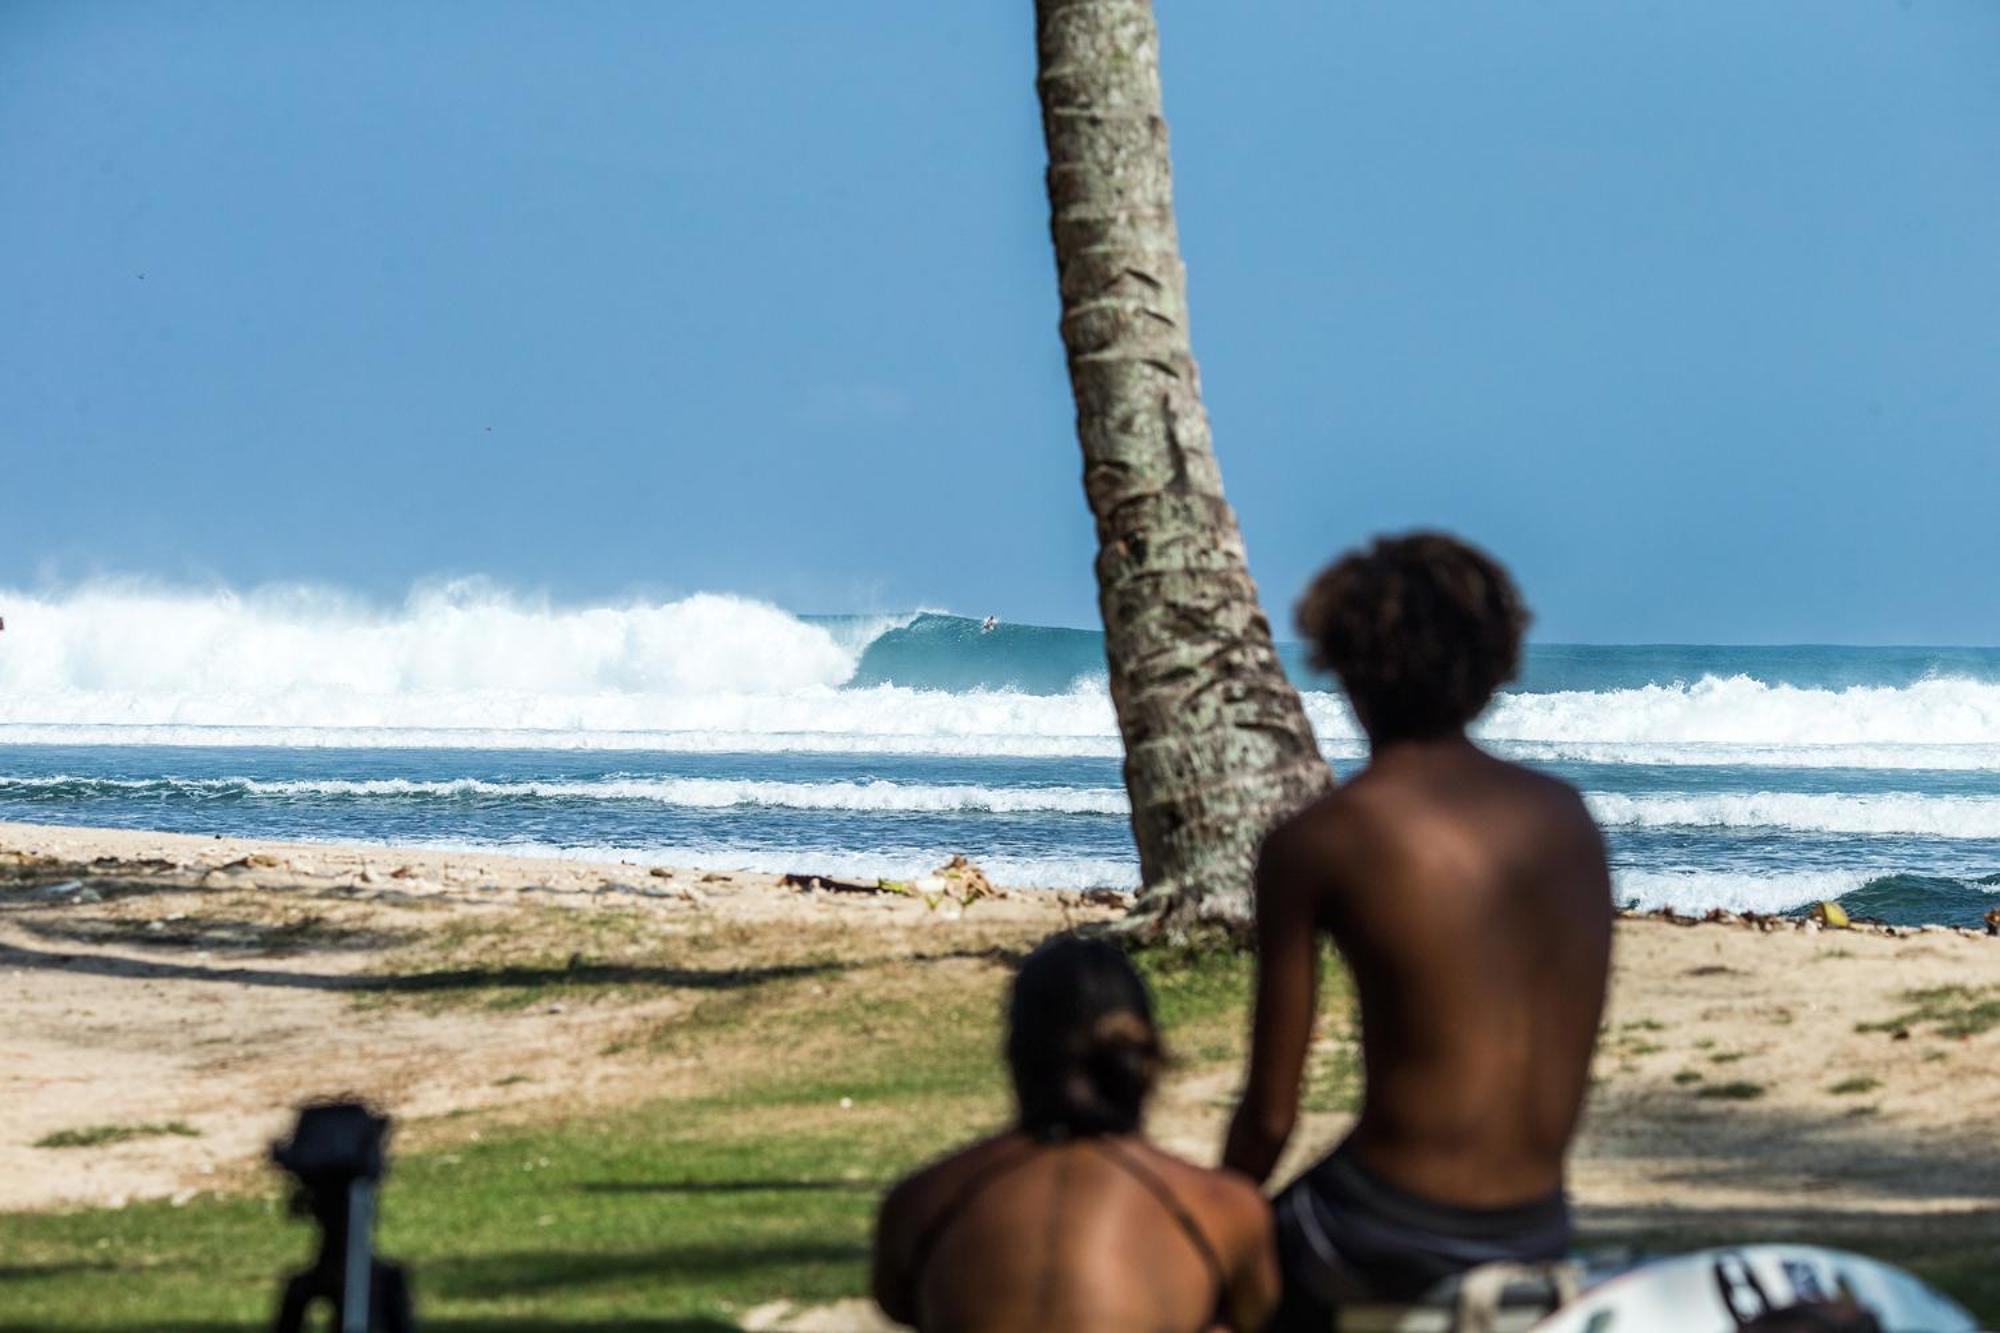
[1126, 1139, 1274, 1238]
[882, 1131, 1031, 1217]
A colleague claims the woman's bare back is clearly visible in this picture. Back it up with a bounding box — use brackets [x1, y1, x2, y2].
[874, 1132, 1276, 1332]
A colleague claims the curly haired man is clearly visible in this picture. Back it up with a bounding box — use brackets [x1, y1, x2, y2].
[1223, 532, 1613, 1329]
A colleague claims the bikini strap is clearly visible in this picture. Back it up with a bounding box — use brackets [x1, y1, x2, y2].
[1086, 1137, 1230, 1293]
[902, 1137, 1042, 1312]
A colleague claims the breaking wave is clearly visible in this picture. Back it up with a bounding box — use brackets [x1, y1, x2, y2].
[1613, 868, 2000, 920]
[1, 583, 1998, 769]
[1585, 791, 2000, 839]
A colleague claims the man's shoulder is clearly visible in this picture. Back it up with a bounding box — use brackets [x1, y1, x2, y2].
[1262, 786, 1363, 871]
[1268, 766, 1426, 852]
[1481, 753, 1597, 826]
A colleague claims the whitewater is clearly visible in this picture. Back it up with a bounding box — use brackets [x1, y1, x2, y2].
[3, 582, 1999, 924]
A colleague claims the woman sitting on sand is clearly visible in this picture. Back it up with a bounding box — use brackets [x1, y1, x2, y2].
[872, 935, 1279, 1332]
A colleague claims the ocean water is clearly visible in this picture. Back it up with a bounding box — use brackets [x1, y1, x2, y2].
[2, 585, 1998, 926]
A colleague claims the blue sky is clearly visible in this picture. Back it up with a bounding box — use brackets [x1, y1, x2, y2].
[4, 1, 1997, 643]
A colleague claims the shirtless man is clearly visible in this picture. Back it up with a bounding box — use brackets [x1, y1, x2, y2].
[1223, 532, 1612, 1328]
[875, 936, 1278, 1331]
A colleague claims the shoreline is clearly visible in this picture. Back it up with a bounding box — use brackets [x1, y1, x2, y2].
[3, 812, 1993, 932]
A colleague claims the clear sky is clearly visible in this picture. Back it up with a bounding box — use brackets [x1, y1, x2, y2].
[4, 1, 1997, 643]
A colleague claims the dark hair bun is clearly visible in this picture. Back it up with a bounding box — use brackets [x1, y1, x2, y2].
[1008, 937, 1162, 1139]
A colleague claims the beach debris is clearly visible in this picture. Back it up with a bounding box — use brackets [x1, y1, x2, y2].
[780, 872, 889, 895]
[776, 858, 1000, 911]
[1077, 887, 1129, 908]
[389, 865, 420, 879]
[1811, 900, 1852, 929]
[32, 879, 87, 898]
[1985, 907, 2000, 936]
[902, 858, 1003, 911]
[932, 855, 1001, 903]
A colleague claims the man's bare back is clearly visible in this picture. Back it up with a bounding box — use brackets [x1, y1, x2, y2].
[1229, 737, 1610, 1204]
[1223, 532, 1612, 1322]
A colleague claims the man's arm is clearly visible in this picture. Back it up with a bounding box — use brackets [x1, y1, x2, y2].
[1222, 820, 1322, 1185]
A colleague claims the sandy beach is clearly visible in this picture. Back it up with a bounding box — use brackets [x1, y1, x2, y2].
[3, 818, 1994, 1209]
[2, 818, 1997, 1324]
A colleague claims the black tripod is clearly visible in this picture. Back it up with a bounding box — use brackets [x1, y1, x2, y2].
[270, 1103, 415, 1333]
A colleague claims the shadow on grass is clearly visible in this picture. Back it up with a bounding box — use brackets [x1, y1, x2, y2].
[1577, 1203, 2000, 1241]
[0, 1312, 744, 1320]
[419, 1242, 865, 1299]
[0, 1261, 114, 1282]
[426, 1312, 740, 1320]
[0, 934, 1029, 1002]
[19, 914, 410, 953]
[1579, 1094, 2000, 1206]
[0, 941, 845, 996]
[575, 1179, 879, 1196]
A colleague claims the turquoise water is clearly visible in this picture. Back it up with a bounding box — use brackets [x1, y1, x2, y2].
[2, 591, 1997, 926]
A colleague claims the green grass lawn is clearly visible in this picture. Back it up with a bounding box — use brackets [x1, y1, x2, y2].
[2, 935, 1994, 1330]
[0, 940, 1254, 1331]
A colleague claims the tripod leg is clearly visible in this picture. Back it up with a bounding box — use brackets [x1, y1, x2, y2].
[272, 1273, 313, 1333]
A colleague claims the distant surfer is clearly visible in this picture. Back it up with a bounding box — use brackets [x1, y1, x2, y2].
[980, 615, 997, 634]
[1224, 533, 1612, 1326]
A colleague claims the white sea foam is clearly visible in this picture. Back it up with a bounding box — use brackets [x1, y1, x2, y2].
[0, 721, 1132, 757]
[1587, 791, 2000, 839]
[1612, 869, 1886, 916]
[1477, 676, 2000, 748]
[1494, 741, 2000, 772]
[0, 774, 1128, 816]
[0, 581, 862, 701]
[4, 582, 2000, 768]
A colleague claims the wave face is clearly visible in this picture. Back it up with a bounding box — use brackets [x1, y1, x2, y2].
[3, 581, 2000, 923]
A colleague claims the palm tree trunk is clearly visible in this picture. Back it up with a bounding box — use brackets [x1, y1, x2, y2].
[1034, 0, 1332, 932]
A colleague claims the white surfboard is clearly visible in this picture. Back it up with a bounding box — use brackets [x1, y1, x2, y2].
[1533, 1245, 1979, 1332]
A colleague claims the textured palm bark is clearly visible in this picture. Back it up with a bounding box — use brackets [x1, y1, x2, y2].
[1034, 0, 1333, 931]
